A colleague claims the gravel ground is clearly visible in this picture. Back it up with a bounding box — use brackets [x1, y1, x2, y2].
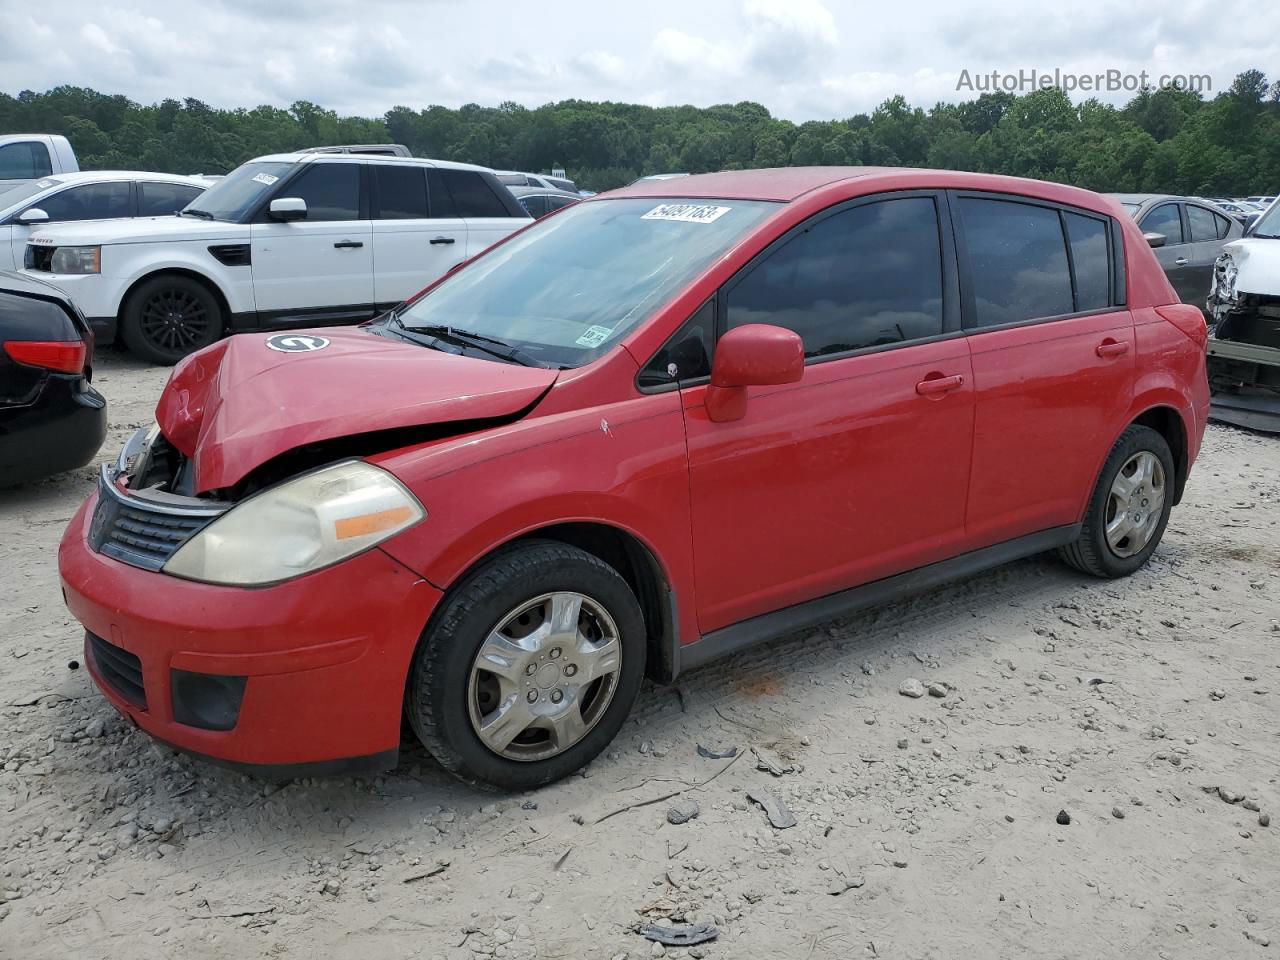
[1, 350, 1278, 960]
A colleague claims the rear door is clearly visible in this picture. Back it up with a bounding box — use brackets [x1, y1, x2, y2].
[435, 168, 530, 257]
[955, 193, 1134, 546]
[370, 164, 467, 309]
[1184, 203, 1236, 309]
[681, 192, 974, 632]
[249, 160, 374, 322]
[1138, 201, 1196, 303]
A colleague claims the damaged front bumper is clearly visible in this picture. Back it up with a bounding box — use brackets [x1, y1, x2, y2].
[1206, 274, 1280, 432]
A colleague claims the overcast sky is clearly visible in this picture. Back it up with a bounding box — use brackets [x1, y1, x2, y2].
[2, 0, 1278, 121]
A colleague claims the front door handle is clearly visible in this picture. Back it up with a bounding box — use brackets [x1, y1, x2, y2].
[1096, 339, 1130, 358]
[916, 373, 965, 396]
[430, 236, 457, 245]
[1174, 257, 1189, 265]
[333, 240, 364, 249]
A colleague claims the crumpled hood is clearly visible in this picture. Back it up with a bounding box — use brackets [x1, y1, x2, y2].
[1222, 237, 1280, 296]
[156, 327, 558, 493]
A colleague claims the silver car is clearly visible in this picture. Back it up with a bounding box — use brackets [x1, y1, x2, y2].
[1111, 193, 1244, 311]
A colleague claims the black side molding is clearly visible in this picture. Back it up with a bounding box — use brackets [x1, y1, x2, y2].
[670, 524, 1081, 680]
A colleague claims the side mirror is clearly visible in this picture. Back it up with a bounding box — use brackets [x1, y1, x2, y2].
[15, 207, 49, 225]
[705, 323, 804, 423]
[1143, 231, 1167, 249]
[269, 197, 307, 221]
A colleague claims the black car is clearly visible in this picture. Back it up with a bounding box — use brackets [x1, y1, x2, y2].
[0, 271, 106, 485]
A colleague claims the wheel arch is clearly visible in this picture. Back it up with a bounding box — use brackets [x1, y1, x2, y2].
[1128, 405, 1190, 504]
[117, 267, 232, 328]
[421, 520, 680, 686]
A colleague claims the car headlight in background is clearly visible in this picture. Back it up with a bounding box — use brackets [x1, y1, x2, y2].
[50, 246, 101, 275]
[163, 460, 425, 586]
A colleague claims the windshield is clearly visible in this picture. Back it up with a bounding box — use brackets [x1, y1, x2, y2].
[394, 197, 776, 367]
[182, 161, 295, 221]
[0, 177, 62, 214]
[1250, 200, 1280, 239]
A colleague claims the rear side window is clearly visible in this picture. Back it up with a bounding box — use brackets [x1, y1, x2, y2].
[440, 169, 512, 218]
[374, 165, 428, 219]
[139, 182, 204, 217]
[519, 195, 548, 218]
[958, 197, 1074, 328]
[286, 163, 360, 221]
[38, 182, 132, 222]
[1186, 204, 1225, 243]
[1141, 203, 1184, 244]
[1063, 212, 1111, 312]
[0, 141, 52, 181]
[726, 196, 944, 358]
[1217, 213, 1233, 239]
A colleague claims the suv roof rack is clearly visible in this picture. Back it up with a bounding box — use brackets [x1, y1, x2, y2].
[299, 144, 413, 158]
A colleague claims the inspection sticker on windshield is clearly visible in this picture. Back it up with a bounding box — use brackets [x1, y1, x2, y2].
[251, 172, 279, 186]
[642, 203, 731, 224]
[575, 325, 613, 347]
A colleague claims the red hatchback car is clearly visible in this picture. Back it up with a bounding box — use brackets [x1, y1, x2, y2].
[59, 168, 1209, 789]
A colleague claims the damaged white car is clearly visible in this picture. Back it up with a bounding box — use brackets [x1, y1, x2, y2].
[1206, 202, 1280, 432]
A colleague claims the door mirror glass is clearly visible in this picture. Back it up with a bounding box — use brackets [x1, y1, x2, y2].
[15, 207, 49, 225]
[1143, 231, 1166, 249]
[269, 197, 307, 221]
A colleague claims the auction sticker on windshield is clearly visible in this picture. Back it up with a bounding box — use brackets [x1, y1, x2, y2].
[251, 172, 279, 186]
[575, 324, 613, 347]
[642, 203, 732, 224]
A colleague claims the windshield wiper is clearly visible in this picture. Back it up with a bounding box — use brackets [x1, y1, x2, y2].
[400, 322, 540, 367]
[182, 208, 216, 220]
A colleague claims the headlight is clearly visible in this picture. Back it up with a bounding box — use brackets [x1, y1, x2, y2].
[49, 245, 101, 275]
[163, 460, 425, 586]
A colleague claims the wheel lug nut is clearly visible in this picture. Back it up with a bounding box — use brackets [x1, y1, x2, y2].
[525, 663, 537, 676]
[564, 664, 577, 677]
[550, 690, 563, 704]
[526, 690, 538, 703]
[549, 647, 562, 659]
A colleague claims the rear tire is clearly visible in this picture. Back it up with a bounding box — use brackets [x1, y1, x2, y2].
[1058, 425, 1175, 578]
[120, 274, 223, 365]
[407, 541, 646, 791]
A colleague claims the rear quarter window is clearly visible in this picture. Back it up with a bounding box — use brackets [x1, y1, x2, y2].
[440, 170, 515, 218]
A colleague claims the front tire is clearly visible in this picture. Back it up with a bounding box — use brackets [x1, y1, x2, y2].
[1058, 424, 1175, 578]
[120, 275, 223, 365]
[407, 541, 646, 790]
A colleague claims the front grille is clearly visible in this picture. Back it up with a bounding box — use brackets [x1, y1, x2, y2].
[25, 244, 54, 272]
[89, 463, 225, 572]
[88, 632, 147, 708]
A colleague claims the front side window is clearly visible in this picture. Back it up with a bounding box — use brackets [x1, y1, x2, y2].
[374, 165, 428, 219]
[0, 141, 52, 181]
[186, 161, 295, 221]
[286, 163, 360, 221]
[726, 196, 944, 358]
[1141, 203, 1184, 244]
[394, 197, 775, 367]
[139, 182, 204, 217]
[959, 197, 1074, 328]
[38, 181, 132, 222]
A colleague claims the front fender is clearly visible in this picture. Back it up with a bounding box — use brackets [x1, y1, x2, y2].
[374, 390, 700, 649]
[110, 247, 252, 316]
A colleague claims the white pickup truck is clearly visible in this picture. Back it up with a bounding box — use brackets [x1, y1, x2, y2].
[0, 134, 79, 189]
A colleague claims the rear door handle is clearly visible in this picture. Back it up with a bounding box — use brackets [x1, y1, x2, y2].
[1174, 257, 1188, 265]
[333, 240, 364, 249]
[916, 374, 965, 396]
[1096, 339, 1130, 358]
[430, 236, 457, 245]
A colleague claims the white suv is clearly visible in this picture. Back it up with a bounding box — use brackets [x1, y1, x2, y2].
[22, 152, 530, 364]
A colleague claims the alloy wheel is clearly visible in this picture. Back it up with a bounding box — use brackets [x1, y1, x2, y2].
[139, 288, 211, 353]
[467, 591, 621, 762]
[1105, 450, 1166, 558]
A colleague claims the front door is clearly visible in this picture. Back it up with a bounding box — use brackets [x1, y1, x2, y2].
[682, 193, 974, 633]
[953, 194, 1136, 546]
[250, 161, 374, 322]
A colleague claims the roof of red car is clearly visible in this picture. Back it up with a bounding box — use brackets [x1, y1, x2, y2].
[607, 166, 902, 202]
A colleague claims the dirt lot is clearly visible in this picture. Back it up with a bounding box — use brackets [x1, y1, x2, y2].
[1, 350, 1278, 960]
